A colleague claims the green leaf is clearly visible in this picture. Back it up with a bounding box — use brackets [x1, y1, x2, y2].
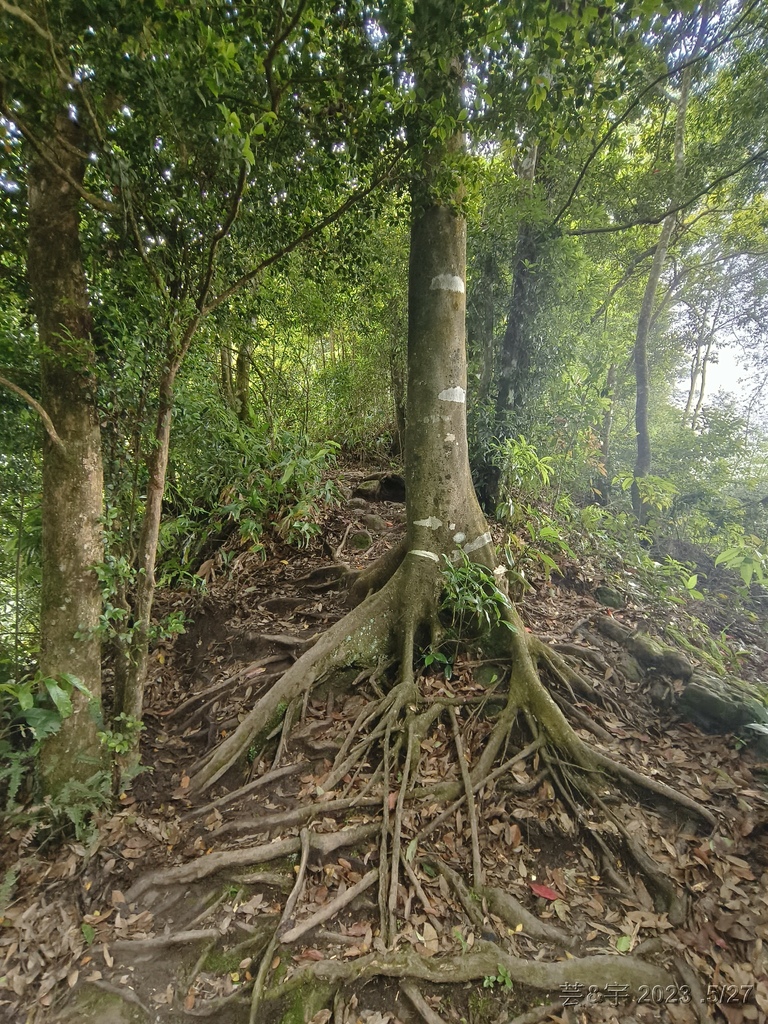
[43, 680, 73, 719]
[615, 935, 631, 952]
[60, 673, 91, 696]
[22, 707, 63, 740]
[81, 923, 96, 945]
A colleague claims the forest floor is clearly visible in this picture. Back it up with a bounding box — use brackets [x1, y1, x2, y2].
[1, 470, 768, 1024]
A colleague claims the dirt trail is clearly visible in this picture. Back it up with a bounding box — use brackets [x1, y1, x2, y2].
[1, 481, 767, 1024]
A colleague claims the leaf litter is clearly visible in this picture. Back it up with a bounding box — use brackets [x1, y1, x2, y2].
[0, 488, 766, 1023]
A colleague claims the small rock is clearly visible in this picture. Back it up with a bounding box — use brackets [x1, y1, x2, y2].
[595, 585, 624, 609]
[617, 653, 643, 683]
[347, 496, 369, 510]
[353, 480, 381, 500]
[361, 513, 386, 533]
[349, 530, 373, 551]
[678, 672, 768, 733]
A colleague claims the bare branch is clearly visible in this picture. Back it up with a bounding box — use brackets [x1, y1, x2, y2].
[553, 0, 762, 226]
[204, 155, 403, 316]
[569, 148, 768, 238]
[0, 374, 66, 455]
[0, 98, 118, 215]
[197, 160, 248, 311]
[0, 0, 54, 44]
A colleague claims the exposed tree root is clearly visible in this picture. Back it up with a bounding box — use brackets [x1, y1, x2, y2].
[281, 939, 674, 990]
[167, 543, 728, 1019]
[249, 827, 310, 1024]
[506, 1002, 566, 1024]
[401, 980, 450, 1024]
[281, 869, 379, 945]
[111, 929, 221, 952]
[181, 761, 304, 822]
[90, 979, 153, 1016]
[125, 823, 379, 901]
[189, 576, 402, 791]
[476, 884, 578, 951]
[449, 705, 483, 886]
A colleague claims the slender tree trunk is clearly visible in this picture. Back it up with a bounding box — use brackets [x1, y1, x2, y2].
[221, 341, 234, 408]
[683, 344, 702, 426]
[631, 64, 693, 521]
[28, 116, 104, 793]
[390, 351, 407, 458]
[477, 252, 496, 405]
[235, 342, 253, 424]
[691, 334, 714, 429]
[115, 358, 181, 727]
[598, 363, 616, 505]
[494, 143, 539, 421]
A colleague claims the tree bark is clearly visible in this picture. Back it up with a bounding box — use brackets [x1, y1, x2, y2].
[476, 251, 496, 405]
[494, 223, 540, 420]
[597, 362, 616, 505]
[115, 364, 177, 725]
[494, 143, 539, 423]
[28, 115, 104, 794]
[690, 333, 714, 430]
[405, 0, 490, 582]
[406, 205, 490, 573]
[235, 341, 254, 424]
[221, 341, 235, 408]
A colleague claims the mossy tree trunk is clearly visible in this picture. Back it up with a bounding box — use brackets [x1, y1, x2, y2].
[28, 115, 104, 794]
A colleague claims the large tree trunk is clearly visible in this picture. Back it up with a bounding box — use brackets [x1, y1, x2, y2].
[405, 205, 490, 574]
[28, 116, 104, 794]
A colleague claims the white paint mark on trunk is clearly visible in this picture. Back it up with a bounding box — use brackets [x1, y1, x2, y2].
[414, 516, 442, 530]
[409, 549, 440, 563]
[444, 433, 456, 442]
[453, 532, 466, 544]
[464, 532, 492, 554]
[430, 274, 465, 293]
[438, 386, 466, 404]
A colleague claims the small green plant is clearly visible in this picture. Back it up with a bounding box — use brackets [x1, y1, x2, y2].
[0, 671, 92, 746]
[39, 772, 113, 845]
[715, 538, 767, 589]
[615, 473, 679, 513]
[422, 648, 453, 680]
[98, 713, 145, 756]
[0, 672, 119, 844]
[629, 555, 704, 606]
[483, 964, 514, 991]
[440, 552, 514, 637]
[489, 435, 555, 522]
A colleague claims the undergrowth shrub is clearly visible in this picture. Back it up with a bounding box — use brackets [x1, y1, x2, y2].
[157, 418, 341, 585]
[0, 673, 117, 852]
